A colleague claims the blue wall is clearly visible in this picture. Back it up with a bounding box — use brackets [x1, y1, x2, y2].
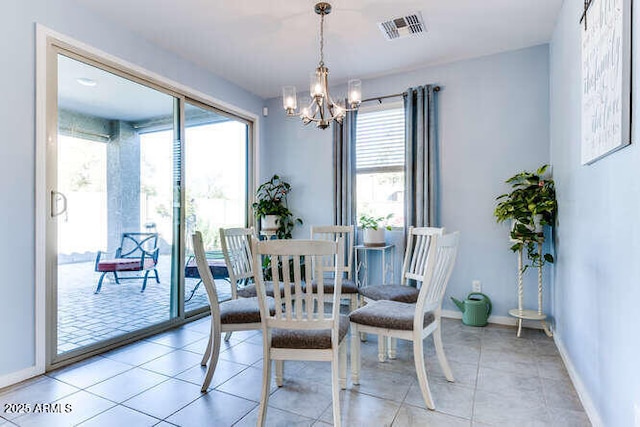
[261, 111, 334, 230]
[0, 0, 264, 378]
[550, 1, 640, 425]
[263, 45, 552, 319]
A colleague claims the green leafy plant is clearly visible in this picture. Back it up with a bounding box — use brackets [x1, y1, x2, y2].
[494, 165, 557, 272]
[252, 174, 302, 239]
[358, 213, 393, 231]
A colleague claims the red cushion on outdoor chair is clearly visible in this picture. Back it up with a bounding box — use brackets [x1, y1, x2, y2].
[97, 258, 156, 272]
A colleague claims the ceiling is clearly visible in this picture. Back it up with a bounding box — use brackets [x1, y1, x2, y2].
[73, 0, 562, 99]
[58, 54, 175, 121]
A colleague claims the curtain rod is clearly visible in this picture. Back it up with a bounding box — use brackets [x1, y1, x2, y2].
[360, 86, 441, 104]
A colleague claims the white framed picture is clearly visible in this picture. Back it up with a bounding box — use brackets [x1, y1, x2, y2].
[581, 0, 632, 165]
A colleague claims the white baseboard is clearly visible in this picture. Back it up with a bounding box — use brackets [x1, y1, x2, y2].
[441, 309, 545, 329]
[553, 331, 603, 427]
[0, 365, 43, 390]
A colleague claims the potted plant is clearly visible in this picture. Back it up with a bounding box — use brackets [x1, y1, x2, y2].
[252, 174, 302, 239]
[359, 213, 392, 247]
[494, 165, 557, 271]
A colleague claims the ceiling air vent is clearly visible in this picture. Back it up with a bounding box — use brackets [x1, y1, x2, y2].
[378, 12, 426, 40]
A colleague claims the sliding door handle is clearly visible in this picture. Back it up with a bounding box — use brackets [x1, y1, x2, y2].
[51, 191, 67, 218]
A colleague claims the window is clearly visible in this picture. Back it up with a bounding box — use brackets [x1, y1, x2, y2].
[355, 104, 405, 227]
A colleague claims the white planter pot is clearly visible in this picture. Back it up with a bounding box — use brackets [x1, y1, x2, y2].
[511, 215, 544, 240]
[261, 215, 279, 231]
[532, 214, 544, 233]
[362, 228, 385, 247]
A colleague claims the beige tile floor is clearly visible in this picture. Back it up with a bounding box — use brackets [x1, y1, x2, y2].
[0, 318, 590, 426]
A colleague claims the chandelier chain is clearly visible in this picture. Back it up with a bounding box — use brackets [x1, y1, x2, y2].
[319, 12, 325, 66]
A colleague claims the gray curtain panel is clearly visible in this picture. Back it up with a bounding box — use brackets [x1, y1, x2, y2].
[404, 85, 439, 229]
[332, 110, 357, 226]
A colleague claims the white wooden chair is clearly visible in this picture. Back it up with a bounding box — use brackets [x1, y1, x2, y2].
[359, 226, 444, 360]
[310, 225, 358, 311]
[359, 226, 444, 304]
[251, 237, 348, 427]
[219, 227, 256, 300]
[350, 232, 460, 410]
[220, 227, 296, 300]
[192, 231, 274, 392]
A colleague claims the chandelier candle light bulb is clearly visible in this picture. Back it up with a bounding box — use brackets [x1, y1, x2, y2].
[311, 71, 323, 98]
[282, 86, 297, 114]
[348, 79, 362, 105]
[282, 2, 362, 129]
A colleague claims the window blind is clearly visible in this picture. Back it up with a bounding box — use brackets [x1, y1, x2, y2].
[356, 107, 405, 171]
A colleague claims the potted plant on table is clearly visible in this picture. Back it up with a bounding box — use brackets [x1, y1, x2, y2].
[359, 213, 392, 247]
[252, 174, 302, 239]
[494, 164, 557, 271]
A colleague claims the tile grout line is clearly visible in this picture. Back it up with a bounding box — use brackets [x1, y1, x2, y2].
[390, 375, 415, 426]
[470, 326, 485, 425]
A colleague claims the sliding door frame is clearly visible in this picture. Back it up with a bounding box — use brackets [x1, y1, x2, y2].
[35, 24, 258, 372]
[181, 97, 254, 318]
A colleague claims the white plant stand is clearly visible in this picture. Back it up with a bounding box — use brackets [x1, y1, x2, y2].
[354, 244, 395, 289]
[508, 242, 553, 338]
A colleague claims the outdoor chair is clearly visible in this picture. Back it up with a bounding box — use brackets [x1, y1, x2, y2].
[350, 232, 460, 411]
[251, 237, 348, 427]
[94, 232, 160, 294]
[184, 250, 229, 302]
[192, 231, 274, 392]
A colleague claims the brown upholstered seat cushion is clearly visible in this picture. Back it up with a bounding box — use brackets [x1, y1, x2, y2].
[237, 282, 296, 298]
[271, 315, 349, 349]
[359, 285, 420, 303]
[219, 296, 275, 324]
[308, 278, 359, 294]
[349, 300, 435, 331]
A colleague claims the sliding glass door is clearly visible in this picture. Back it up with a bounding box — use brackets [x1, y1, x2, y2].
[53, 53, 179, 362]
[47, 48, 253, 366]
[183, 102, 249, 314]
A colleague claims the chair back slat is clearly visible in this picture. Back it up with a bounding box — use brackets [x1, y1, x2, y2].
[416, 232, 460, 317]
[252, 238, 343, 330]
[316, 252, 325, 314]
[270, 255, 283, 318]
[310, 225, 354, 280]
[291, 255, 302, 319]
[281, 255, 293, 320]
[192, 232, 220, 318]
[304, 254, 314, 316]
[415, 235, 429, 274]
[401, 227, 444, 286]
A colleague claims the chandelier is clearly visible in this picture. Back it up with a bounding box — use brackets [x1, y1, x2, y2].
[282, 2, 362, 129]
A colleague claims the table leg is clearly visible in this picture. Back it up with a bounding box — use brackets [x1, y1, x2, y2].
[381, 249, 387, 285]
